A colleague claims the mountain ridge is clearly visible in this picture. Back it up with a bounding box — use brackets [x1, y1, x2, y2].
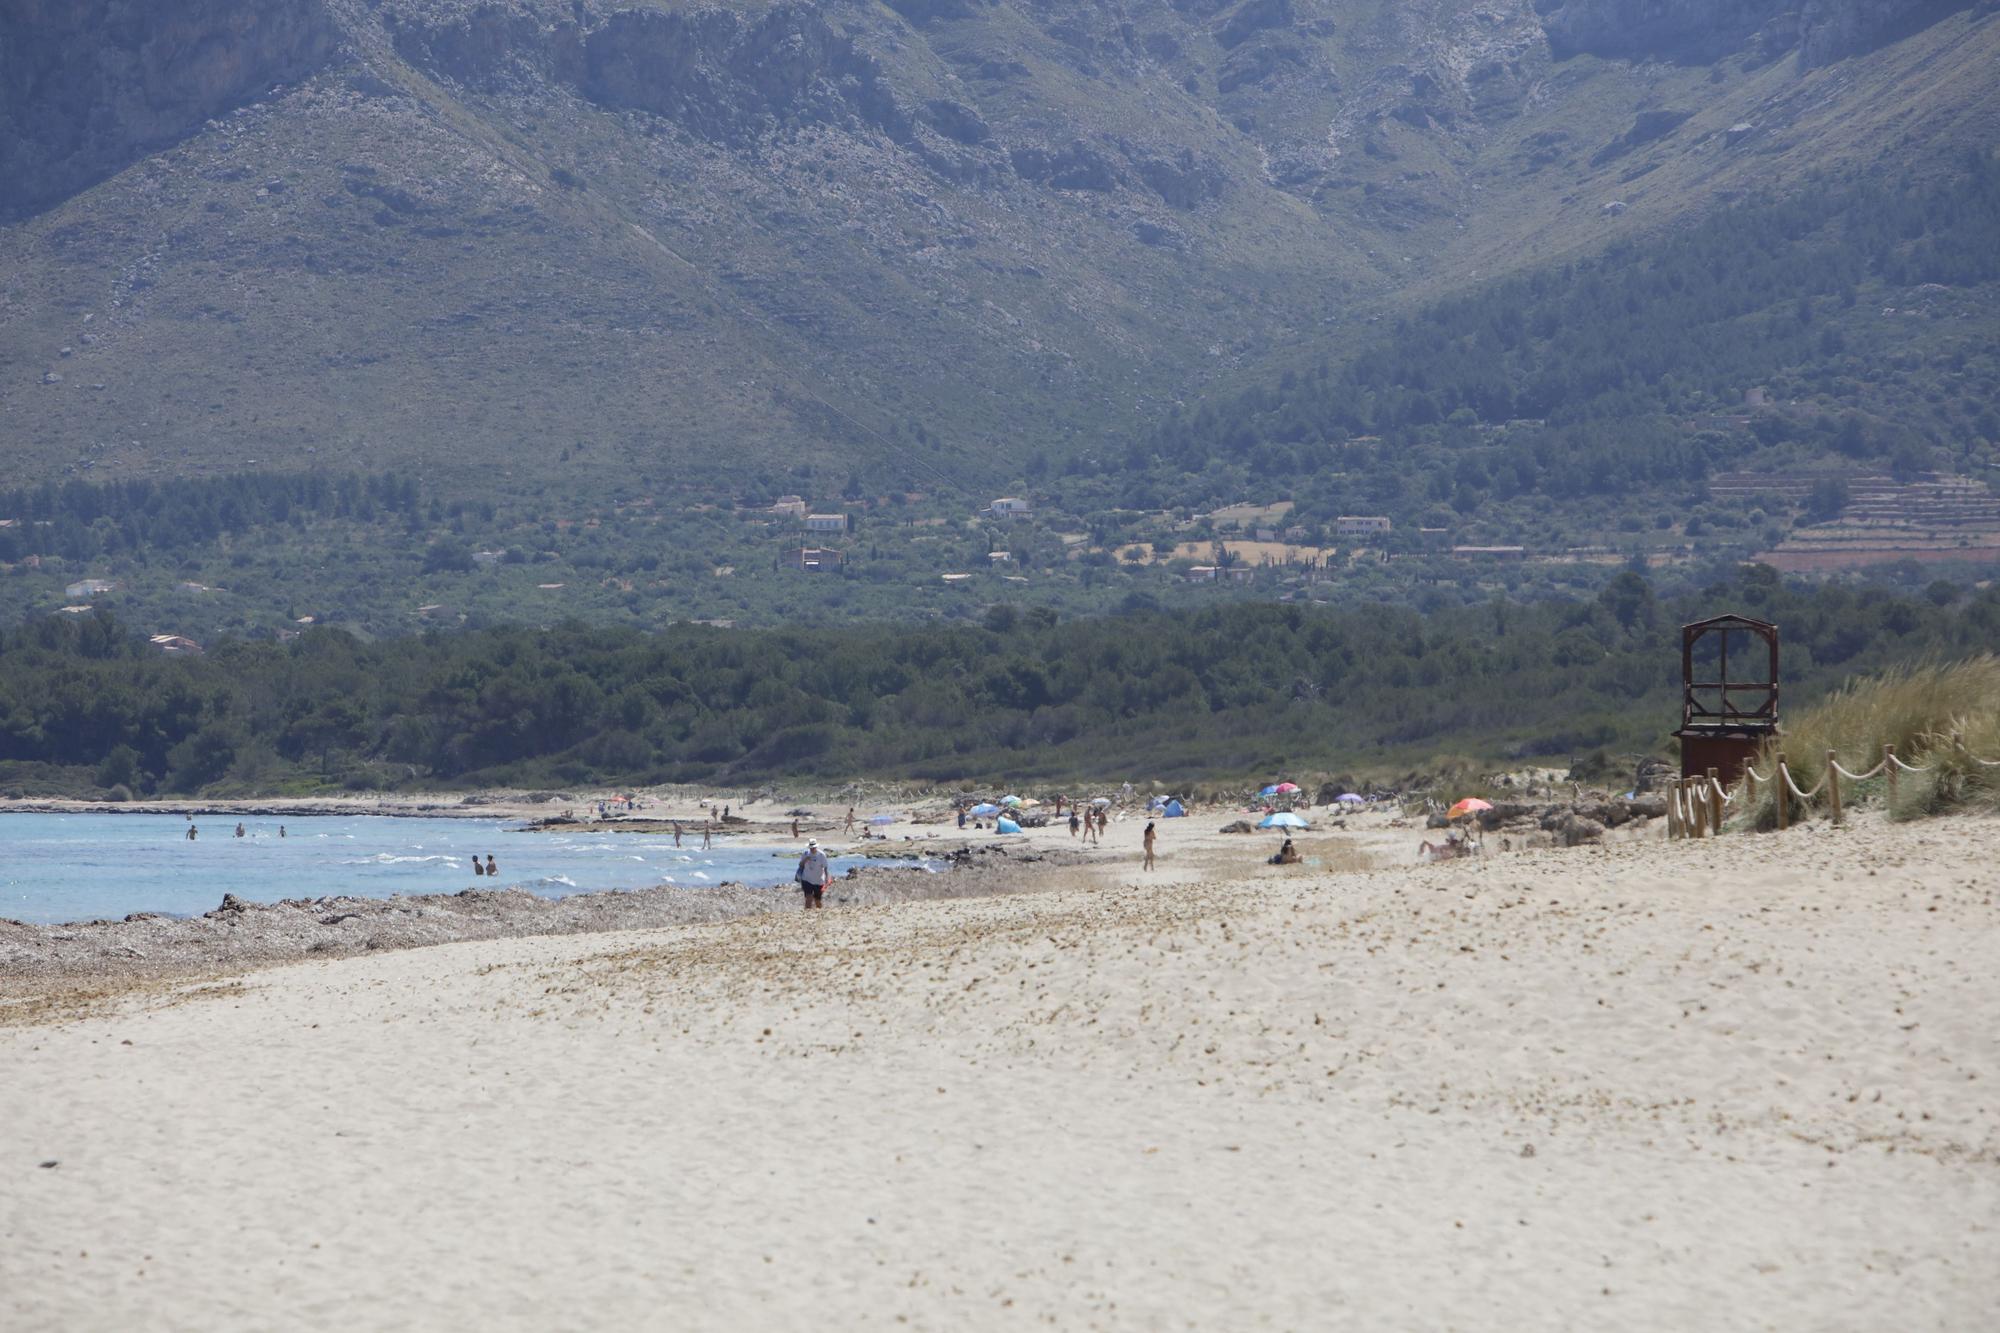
[2, 0, 1994, 504]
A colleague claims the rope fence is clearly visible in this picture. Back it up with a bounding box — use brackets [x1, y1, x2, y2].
[1666, 733, 2000, 841]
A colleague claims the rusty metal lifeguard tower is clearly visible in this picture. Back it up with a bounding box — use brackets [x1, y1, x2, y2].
[1676, 613, 1779, 785]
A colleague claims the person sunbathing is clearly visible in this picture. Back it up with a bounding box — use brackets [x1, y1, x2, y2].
[1418, 832, 1474, 862]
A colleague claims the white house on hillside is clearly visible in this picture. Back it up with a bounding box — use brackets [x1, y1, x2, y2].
[988, 497, 1033, 520]
[787, 547, 845, 572]
[1335, 516, 1392, 538]
[804, 513, 849, 534]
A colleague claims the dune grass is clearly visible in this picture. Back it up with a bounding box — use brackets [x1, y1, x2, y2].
[1739, 656, 2000, 826]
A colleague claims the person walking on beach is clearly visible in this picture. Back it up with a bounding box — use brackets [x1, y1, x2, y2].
[1143, 821, 1157, 871]
[1069, 808, 1081, 838]
[844, 806, 855, 833]
[792, 817, 801, 840]
[796, 839, 830, 910]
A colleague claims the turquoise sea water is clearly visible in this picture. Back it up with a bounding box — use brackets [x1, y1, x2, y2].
[0, 814, 869, 926]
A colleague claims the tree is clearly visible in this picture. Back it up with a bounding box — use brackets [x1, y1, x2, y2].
[1805, 477, 1850, 522]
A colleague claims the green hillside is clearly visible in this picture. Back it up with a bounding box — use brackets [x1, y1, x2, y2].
[1116, 156, 2000, 534]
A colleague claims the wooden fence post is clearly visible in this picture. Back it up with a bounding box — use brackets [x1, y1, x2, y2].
[1827, 750, 1843, 826]
[1667, 779, 1681, 839]
[1707, 767, 1723, 835]
[1776, 753, 1789, 831]
[1885, 743, 1897, 808]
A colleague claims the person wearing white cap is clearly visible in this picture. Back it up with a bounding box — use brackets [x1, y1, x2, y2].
[795, 839, 831, 910]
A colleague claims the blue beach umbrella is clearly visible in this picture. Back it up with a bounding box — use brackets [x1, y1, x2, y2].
[970, 803, 1000, 817]
[868, 814, 896, 825]
[1259, 812, 1309, 830]
[1336, 793, 1365, 805]
[1259, 784, 1281, 798]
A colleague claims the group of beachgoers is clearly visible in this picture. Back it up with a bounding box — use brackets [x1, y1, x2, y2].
[1068, 804, 1109, 844]
[178, 816, 508, 879]
[183, 818, 284, 841]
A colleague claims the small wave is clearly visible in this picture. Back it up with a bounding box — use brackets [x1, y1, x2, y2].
[532, 875, 579, 890]
[691, 872, 710, 880]
[341, 853, 458, 866]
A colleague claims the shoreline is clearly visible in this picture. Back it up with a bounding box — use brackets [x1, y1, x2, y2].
[0, 794, 1635, 987]
[0, 841, 1089, 993]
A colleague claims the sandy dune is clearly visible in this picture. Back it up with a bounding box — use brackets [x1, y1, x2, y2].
[3, 811, 1995, 1329]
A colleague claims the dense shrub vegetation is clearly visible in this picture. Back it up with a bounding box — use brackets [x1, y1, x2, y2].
[0, 472, 425, 564]
[1741, 655, 2000, 825]
[3, 565, 1994, 796]
[1107, 155, 2000, 526]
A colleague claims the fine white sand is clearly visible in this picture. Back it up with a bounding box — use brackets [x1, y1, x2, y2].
[3, 810, 1996, 1329]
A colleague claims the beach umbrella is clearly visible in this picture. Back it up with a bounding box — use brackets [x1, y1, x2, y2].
[1274, 782, 1300, 793]
[867, 814, 896, 825]
[1336, 793, 1365, 805]
[995, 816, 1022, 834]
[1259, 812, 1309, 830]
[1258, 784, 1281, 798]
[1448, 798, 1493, 820]
[970, 803, 1000, 817]
[1090, 797, 1112, 808]
[1019, 798, 1041, 808]
[999, 795, 1023, 806]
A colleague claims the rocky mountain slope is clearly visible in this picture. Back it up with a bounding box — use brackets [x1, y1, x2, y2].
[1, 0, 1993, 504]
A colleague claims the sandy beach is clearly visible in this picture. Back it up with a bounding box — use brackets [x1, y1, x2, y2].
[3, 806, 1996, 1329]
